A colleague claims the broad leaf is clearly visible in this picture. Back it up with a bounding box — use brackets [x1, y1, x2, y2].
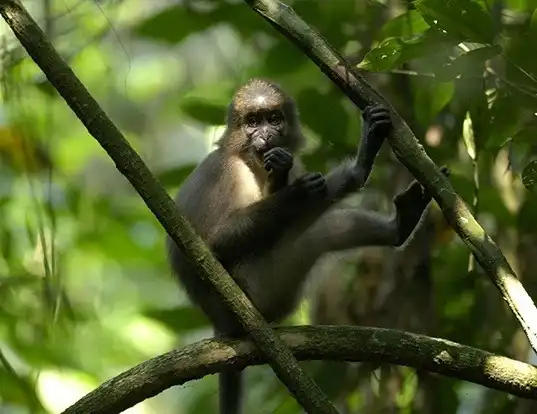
[376, 10, 429, 40]
[360, 29, 457, 71]
[522, 160, 537, 192]
[415, 0, 496, 44]
[487, 92, 526, 149]
[436, 46, 502, 80]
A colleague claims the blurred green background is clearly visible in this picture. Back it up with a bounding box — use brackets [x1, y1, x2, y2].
[0, 0, 537, 413]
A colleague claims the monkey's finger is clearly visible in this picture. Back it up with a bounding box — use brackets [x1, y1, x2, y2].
[370, 119, 392, 135]
[265, 150, 292, 161]
[264, 157, 287, 170]
[264, 147, 292, 158]
[362, 104, 383, 119]
[263, 147, 279, 157]
[301, 172, 323, 181]
[370, 119, 392, 127]
[267, 153, 292, 166]
[369, 112, 392, 123]
[263, 148, 281, 163]
[280, 151, 293, 162]
[304, 182, 327, 197]
[364, 105, 390, 121]
[308, 175, 327, 188]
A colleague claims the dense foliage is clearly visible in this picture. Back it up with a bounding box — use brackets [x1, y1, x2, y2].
[1, 0, 536, 413]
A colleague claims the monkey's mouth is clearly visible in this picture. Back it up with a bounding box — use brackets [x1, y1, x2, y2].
[252, 137, 273, 156]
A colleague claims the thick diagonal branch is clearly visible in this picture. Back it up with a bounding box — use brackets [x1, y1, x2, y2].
[243, 0, 537, 354]
[0, 1, 337, 413]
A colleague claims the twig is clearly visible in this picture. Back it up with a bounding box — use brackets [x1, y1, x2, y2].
[243, 0, 537, 355]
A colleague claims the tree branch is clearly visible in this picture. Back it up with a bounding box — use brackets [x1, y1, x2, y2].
[62, 326, 537, 414]
[243, 0, 537, 355]
[0, 1, 337, 413]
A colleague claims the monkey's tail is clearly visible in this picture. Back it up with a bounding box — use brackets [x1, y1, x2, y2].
[219, 370, 243, 414]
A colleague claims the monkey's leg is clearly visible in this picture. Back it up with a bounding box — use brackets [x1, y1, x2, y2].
[303, 208, 400, 254]
[309, 167, 451, 253]
[303, 172, 450, 256]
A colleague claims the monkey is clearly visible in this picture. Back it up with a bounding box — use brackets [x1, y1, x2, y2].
[167, 78, 449, 414]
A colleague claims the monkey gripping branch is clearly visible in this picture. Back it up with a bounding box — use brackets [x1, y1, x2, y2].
[2, 0, 537, 413]
[243, 0, 537, 355]
[0, 1, 338, 414]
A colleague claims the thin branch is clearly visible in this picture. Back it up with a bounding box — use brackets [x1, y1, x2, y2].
[0, 1, 337, 413]
[243, 0, 537, 355]
[62, 326, 537, 414]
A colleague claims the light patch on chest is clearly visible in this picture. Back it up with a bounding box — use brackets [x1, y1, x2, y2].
[233, 159, 263, 208]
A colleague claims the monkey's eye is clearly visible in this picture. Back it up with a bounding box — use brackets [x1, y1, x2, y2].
[268, 113, 283, 125]
[247, 116, 260, 128]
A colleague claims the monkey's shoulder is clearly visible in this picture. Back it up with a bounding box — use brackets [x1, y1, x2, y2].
[177, 150, 263, 225]
[174, 152, 219, 220]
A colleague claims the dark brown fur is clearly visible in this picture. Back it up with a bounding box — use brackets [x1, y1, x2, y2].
[167, 78, 446, 414]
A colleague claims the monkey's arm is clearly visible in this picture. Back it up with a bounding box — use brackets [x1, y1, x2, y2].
[297, 105, 391, 220]
[209, 172, 325, 265]
[303, 168, 450, 255]
[267, 172, 289, 194]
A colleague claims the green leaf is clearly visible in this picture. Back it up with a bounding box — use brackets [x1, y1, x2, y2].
[487, 92, 525, 149]
[144, 306, 210, 332]
[377, 10, 429, 40]
[436, 46, 502, 80]
[415, 0, 496, 44]
[453, 77, 490, 153]
[360, 29, 457, 71]
[462, 112, 477, 161]
[414, 80, 454, 126]
[522, 160, 537, 192]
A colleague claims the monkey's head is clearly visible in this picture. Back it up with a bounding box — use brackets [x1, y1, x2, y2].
[220, 78, 303, 160]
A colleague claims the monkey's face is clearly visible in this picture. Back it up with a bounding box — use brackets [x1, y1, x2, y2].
[244, 109, 286, 159]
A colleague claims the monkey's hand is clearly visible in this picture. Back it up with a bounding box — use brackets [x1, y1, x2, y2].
[392, 166, 450, 246]
[264, 147, 293, 175]
[353, 105, 393, 187]
[361, 104, 392, 155]
[265, 147, 294, 193]
[290, 172, 327, 199]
